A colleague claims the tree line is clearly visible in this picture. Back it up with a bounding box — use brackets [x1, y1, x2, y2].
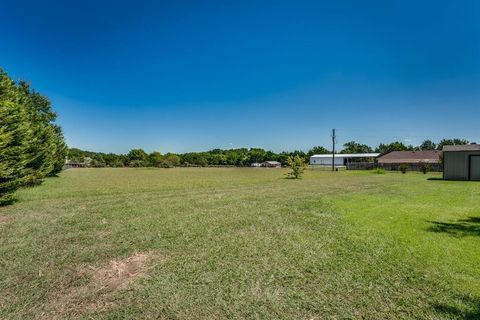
[0, 69, 67, 205]
[67, 138, 470, 169]
[340, 139, 469, 154]
[67, 147, 313, 168]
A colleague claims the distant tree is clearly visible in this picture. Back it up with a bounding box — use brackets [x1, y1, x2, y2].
[67, 148, 89, 162]
[340, 141, 373, 154]
[376, 142, 410, 155]
[226, 151, 241, 166]
[307, 146, 330, 157]
[148, 151, 163, 167]
[157, 161, 173, 168]
[276, 152, 290, 165]
[286, 155, 307, 179]
[265, 150, 278, 162]
[235, 148, 250, 166]
[249, 148, 267, 164]
[181, 152, 208, 166]
[196, 154, 209, 166]
[154, 153, 181, 168]
[210, 153, 228, 165]
[128, 160, 144, 167]
[419, 140, 436, 151]
[437, 138, 469, 150]
[90, 158, 106, 167]
[289, 150, 307, 158]
[163, 154, 180, 167]
[109, 159, 124, 167]
[102, 153, 125, 167]
[127, 149, 148, 166]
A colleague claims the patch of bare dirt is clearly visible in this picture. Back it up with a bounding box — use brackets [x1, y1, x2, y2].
[44, 252, 159, 319]
[0, 214, 8, 224]
[93, 252, 149, 289]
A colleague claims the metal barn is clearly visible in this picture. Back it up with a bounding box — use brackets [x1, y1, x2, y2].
[443, 144, 480, 181]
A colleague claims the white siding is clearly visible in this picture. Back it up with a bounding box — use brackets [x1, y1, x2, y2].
[310, 156, 343, 166]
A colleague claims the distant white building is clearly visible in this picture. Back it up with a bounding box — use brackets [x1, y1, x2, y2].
[262, 161, 282, 168]
[310, 153, 380, 167]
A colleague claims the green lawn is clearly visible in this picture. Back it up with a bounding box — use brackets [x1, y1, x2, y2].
[1, 168, 479, 319]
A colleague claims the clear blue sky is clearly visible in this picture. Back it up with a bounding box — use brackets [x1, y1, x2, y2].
[1, 0, 479, 153]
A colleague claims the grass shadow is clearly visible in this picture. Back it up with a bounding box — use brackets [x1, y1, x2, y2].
[429, 177, 480, 182]
[427, 177, 444, 181]
[432, 294, 480, 320]
[427, 216, 480, 237]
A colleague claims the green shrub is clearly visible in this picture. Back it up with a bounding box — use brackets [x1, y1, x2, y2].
[158, 160, 174, 168]
[129, 160, 145, 167]
[111, 160, 124, 167]
[286, 155, 307, 179]
[90, 159, 106, 167]
[372, 168, 385, 174]
[418, 161, 431, 174]
[399, 164, 408, 174]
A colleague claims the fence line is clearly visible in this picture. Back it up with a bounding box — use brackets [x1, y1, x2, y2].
[310, 162, 443, 172]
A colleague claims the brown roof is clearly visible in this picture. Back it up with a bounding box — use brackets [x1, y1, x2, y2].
[377, 150, 441, 164]
[263, 161, 281, 165]
[442, 144, 480, 152]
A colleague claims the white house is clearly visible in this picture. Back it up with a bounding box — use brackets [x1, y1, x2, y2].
[262, 161, 282, 168]
[309, 153, 380, 167]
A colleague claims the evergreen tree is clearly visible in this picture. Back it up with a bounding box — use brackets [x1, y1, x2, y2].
[49, 125, 68, 176]
[1, 68, 66, 204]
[18, 83, 57, 185]
[0, 70, 28, 204]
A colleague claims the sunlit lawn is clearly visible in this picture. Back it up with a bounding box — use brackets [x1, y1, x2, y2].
[1, 168, 479, 319]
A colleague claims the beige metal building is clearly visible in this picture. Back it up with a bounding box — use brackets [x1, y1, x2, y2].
[443, 144, 480, 181]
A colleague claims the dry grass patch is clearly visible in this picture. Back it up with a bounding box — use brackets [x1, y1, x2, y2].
[93, 252, 150, 289]
[44, 252, 157, 319]
[0, 214, 9, 224]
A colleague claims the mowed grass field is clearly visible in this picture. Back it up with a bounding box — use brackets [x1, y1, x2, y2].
[1, 168, 480, 319]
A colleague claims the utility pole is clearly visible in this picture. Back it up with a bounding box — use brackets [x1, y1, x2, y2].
[331, 128, 336, 172]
